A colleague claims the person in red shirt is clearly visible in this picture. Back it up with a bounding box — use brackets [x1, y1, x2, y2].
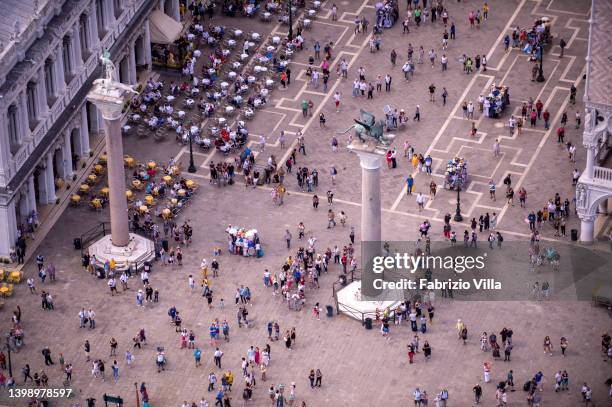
[518, 187, 527, 208]
[543, 109, 550, 129]
[557, 127, 565, 143]
[535, 99, 544, 119]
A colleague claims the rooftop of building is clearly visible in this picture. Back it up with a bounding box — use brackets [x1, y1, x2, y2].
[585, 0, 612, 107]
[0, 0, 55, 61]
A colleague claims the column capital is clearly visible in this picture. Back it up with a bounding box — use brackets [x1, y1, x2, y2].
[352, 149, 384, 170]
[578, 213, 596, 222]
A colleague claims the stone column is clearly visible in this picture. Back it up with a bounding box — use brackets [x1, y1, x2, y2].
[63, 129, 74, 179]
[106, 0, 116, 27]
[353, 149, 384, 299]
[81, 105, 91, 154]
[45, 152, 57, 203]
[72, 24, 84, 71]
[53, 48, 66, 96]
[0, 200, 18, 258]
[27, 175, 37, 214]
[18, 91, 30, 140]
[585, 146, 595, 179]
[36, 69, 49, 119]
[171, 0, 181, 21]
[18, 191, 29, 226]
[36, 167, 48, 204]
[579, 215, 594, 244]
[86, 86, 130, 247]
[0, 112, 10, 186]
[128, 43, 137, 85]
[101, 113, 129, 246]
[143, 19, 152, 69]
[357, 151, 382, 243]
[89, 4, 102, 46]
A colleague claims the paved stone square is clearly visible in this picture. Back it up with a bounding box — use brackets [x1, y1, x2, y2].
[1, 1, 611, 406]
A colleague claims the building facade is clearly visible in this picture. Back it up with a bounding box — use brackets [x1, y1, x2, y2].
[576, 0, 611, 243]
[0, 0, 182, 258]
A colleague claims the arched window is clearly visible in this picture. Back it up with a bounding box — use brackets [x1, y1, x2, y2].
[44, 59, 55, 98]
[63, 37, 73, 78]
[114, 0, 123, 18]
[7, 105, 20, 154]
[26, 82, 38, 127]
[79, 15, 90, 58]
[96, 0, 105, 39]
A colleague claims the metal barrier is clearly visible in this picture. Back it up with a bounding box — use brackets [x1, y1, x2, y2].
[331, 269, 361, 315]
[78, 221, 152, 256]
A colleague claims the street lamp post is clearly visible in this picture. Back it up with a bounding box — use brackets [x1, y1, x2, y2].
[288, 0, 293, 41]
[453, 184, 463, 222]
[187, 132, 196, 173]
[5, 335, 12, 378]
[536, 43, 545, 82]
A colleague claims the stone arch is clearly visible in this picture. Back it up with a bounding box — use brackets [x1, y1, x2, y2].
[577, 183, 612, 243]
[588, 193, 611, 217]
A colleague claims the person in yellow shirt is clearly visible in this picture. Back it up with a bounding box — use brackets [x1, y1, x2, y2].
[483, 2, 490, 20]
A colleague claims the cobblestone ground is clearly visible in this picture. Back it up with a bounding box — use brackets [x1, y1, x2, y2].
[2, 1, 611, 406]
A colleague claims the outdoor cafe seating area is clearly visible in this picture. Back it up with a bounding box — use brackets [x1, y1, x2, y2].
[70, 153, 198, 234]
[120, 1, 317, 159]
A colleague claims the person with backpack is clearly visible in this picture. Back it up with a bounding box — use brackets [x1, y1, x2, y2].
[438, 389, 449, 406]
[496, 232, 504, 248]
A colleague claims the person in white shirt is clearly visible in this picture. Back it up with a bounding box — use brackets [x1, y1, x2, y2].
[416, 193, 426, 211]
[333, 92, 341, 112]
[27, 277, 36, 293]
[467, 101, 475, 119]
[88, 309, 96, 329]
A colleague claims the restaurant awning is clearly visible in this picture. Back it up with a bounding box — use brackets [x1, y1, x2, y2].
[149, 10, 183, 45]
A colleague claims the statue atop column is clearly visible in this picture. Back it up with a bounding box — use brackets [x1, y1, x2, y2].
[338, 109, 396, 153]
[94, 50, 137, 95]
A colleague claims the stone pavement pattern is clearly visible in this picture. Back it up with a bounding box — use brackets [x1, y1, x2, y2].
[1, 1, 611, 406]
